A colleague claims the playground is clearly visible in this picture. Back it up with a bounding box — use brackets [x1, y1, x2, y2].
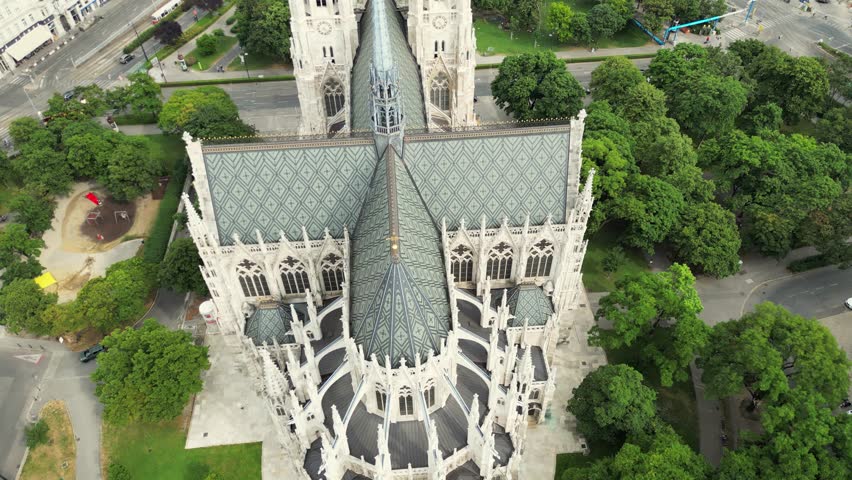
[38, 183, 161, 301]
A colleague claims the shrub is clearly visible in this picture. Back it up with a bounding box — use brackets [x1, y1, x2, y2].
[25, 419, 49, 448]
[108, 463, 132, 480]
[788, 254, 834, 273]
[154, 20, 183, 46]
[185, 54, 198, 66]
[196, 34, 217, 56]
[143, 159, 187, 263]
[225, 16, 236, 25]
[213, 28, 225, 36]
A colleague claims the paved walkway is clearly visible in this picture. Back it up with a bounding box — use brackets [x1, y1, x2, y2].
[520, 286, 608, 480]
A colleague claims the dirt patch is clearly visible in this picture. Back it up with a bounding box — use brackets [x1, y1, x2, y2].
[60, 189, 161, 254]
[20, 400, 77, 480]
[61, 327, 105, 353]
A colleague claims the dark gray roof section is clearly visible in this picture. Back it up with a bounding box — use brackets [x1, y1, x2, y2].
[447, 460, 483, 480]
[389, 419, 428, 468]
[404, 129, 571, 230]
[202, 142, 377, 244]
[516, 345, 549, 382]
[432, 395, 469, 457]
[458, 300, 507, 349]
[244, 303, 300, 346]
[346, 401, 382, 462]
[350, 0, 426, 131]
[506, 286, 553, 327]
[494, 432, 514, 466]
[304, 438, 325, 480]
[455, 366, 490, 424]
[318, 348, 346, 377]
[343, 472, 371, 480]
[350, 148, 450, 366]
[321, 374, 354, 436]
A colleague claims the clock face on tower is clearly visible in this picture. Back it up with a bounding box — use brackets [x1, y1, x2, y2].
[432, 15, 447, 30]
[317, 21, 333, 35]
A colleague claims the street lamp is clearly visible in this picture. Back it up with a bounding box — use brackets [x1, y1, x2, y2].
[239, 50, 250, 79]
[128, 21, 151, 65]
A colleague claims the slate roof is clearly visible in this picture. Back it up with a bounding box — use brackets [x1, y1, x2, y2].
[244, 303, 302, 346]
[505, 286, 553, 327]
[404, 129, 571, 230]
[351, 0, 426, 131]
[202, 141, 377, 245]
[350, 147, 449, 366]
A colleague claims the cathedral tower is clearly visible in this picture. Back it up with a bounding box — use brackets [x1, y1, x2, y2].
[290, 0, 359, 134]
[406, 0, 477, 129]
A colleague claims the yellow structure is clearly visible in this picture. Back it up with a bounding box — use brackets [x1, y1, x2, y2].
[34, 272, 57, 289]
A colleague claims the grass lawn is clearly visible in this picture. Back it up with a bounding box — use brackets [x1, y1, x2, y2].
[581, 226, 649, 292]
[606, 344, 701, 452]
[20, 401, 76, 480]
[554, 438, 619, 479]
[102, 417, 261, 480]
[135, 134, 185, 174]
[227, 51, 289, 71]
[189, 35, 239, 71]
[475, 1, 651, 56]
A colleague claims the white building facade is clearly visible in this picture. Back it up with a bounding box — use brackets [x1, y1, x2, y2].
[181, 0, 594, 477]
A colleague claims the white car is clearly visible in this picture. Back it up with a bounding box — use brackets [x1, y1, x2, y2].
[845, 297, 852, 310]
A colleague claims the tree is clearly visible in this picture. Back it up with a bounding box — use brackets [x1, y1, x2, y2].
[816, 106, 851, 152]
[158, 86, 255, 137]
[9, 190, 56, 234]
[568, 12, 592, 45]
[611, 174, 685, 253]
[590, 264, 708, 386]
[25, 419, 49, 448]
[154, 20, 183, 45]
[8, 117, 43, 146]
[491, 51, 584, 120]
[12, 146, 72, 194]
[641, 0, 675, 33]
[588, 4, 624, 40]
[669, 202, 741, 278]
[44, 85, 108, 122]
[72, 257, 157, 334]
[547, 3, 575, 43]
[618, 82, 668, 125]
[92, 319, 210, 425]
[798, 192, 852, 266]
[235, 0, 291, 60]
[0, 223, 45, 284]
[194, 0, 224, 10]
[590, 57, 645, 107]
[126, 73, 163, 117]
[108, 463, 133, 480]
[160, 238, 209, 296]
[196, 33, 217, 57]
[740, 102, 783, 134]
[99, 136, 157, 201]
[0, 279, 57, 335]
[509, 0, 541, 32]
[667, 73, 748, 140]
[601, 246, 627, 278]
[567, 364, 657, 444]
[64, 130, 113, 179]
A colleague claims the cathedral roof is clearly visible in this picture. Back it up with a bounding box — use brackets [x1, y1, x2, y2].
[350, 0, 426, 131]
[245, 303, 306, 345]
[350, 146, 449, 367]
[505, 285, 553, 327]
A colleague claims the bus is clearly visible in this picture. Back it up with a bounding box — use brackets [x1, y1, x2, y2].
[151, 0, 182, 24]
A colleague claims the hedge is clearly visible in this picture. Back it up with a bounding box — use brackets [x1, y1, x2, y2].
[145, 2, 236, 68]
[787, 254, 833, 273]
[474, 52, 658, 70]
[818, 42, 851, 61]
[114, 112, 158, 125]
[161, 74, 295, 87]
[143, 157, 187, 263]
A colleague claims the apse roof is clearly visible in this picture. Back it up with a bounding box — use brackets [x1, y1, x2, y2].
[351, 0, 426, 131]
[350, 147, 449, 366]
[244, 303, 306, 345]
[505, 285, 553, 327]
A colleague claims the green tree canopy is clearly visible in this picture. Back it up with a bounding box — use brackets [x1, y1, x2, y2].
[668, 202, 741, 278]
[588, 4, 625, 40]
[92, 319, 210, 425]
[9, 189, 56, 234]
[159, 238, 209, 296]
[491, 51, 584, 120]
[590, 57, 646, 107]
[611, 173, 685, 253]
[158, 86, 255, 138]
[235, 0, 291, 60]
[641, 0, 675, 33]
[797, 192, 852, 266]
[154, 20, 183, 45]
[567, 364, 657, 444]
[0, 279, 58, 335]
[509, 0, 541, 32]
[126, 72, 163, 117]
[72, 257, 157, 334]
[816, 106, 851, 152]
[196, 33, 217, 56]
[591, 264, 708, 386]
[547, 3, 575, 43]
[99, 135, 157, 201]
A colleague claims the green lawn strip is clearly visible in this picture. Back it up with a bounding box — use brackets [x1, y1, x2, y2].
[605, 344, 701, 452]
[162, 75, 295, 87]
[103, 418, 261, 480]
[226, 51, 289, 71]
[581, 226, 649, 292]
[113, 112, 158, 125]
[554, 439, 619, 479]
[142, 156, 187, 263]
[136, 134, 184, 174]
[146, 2, 237, 68]
[476, 52, 657, 69]
[190, 36, 239, 71]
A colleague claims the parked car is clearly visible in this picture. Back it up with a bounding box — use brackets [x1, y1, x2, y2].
[80, 344, 106, 363]
[63, 90, 76, 101]
[118, 53, 135, 64]
[844, 297, 852, 310]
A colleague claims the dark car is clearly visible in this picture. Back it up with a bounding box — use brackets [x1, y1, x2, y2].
[80, 344, 106, 362]
[119, 53, 135, 64]
[63, 90, 76, 101]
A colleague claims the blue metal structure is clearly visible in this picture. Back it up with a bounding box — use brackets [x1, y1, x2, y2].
[631, 18, 665, 45]
[663, 0, 757, 43]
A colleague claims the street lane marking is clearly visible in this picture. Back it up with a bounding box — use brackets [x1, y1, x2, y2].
[13, 354, 43, 364]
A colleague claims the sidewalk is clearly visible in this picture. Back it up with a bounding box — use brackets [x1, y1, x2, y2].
[477, 44, 663, 65]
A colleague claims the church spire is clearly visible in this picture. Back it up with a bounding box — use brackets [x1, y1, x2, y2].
[368, 0, 405, 154]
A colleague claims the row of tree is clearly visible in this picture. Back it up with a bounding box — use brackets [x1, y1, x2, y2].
[568, 264, 851, 478]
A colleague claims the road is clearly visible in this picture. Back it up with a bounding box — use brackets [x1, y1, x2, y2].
[0, 0, 211, 139]
[743, 265, 851, 319]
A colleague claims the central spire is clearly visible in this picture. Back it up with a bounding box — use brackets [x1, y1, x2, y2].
[369, 0, 405, 154]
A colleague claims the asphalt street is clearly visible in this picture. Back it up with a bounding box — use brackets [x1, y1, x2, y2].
[0, 0, 210, 139]
[743, 266, 852, 319]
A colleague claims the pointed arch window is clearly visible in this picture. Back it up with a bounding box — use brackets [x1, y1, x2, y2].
[279, 256, 310, 295]
[525, 239, 554, 278]
[323, 79, 345, 117]
[423, 381, 436, 407]
[430, 73, 450, 111]
[375, 384, 388, 411]
[486, 242, 513, 280]
[450, 244, 473, 283]
[237, 259, 270, 297]
[399, 386, 414, 416]
[321, 253, 345, 292]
